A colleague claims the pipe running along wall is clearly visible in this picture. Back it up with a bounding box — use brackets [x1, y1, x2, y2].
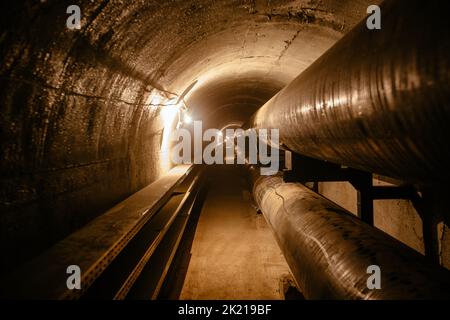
[1, 0, 373, 275]
[250, 167, 450, 299]
[247, 0, 450, 185]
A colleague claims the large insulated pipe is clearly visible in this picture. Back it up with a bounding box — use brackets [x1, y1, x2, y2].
[247, 0, 450, 185]
[250, 168, 450, 299]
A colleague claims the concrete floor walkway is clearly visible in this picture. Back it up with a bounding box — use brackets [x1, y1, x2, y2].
[180, 166, 292, 299]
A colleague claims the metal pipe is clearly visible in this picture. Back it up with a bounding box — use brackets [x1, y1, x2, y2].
[250, 167, 450, 299]
[247, 0, 450, 184]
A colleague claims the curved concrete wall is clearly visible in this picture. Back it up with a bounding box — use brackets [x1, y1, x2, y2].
[0, 0, 375, 273]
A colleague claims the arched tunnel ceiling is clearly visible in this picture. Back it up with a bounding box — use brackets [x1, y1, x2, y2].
[169, 22, 342, 127]
[1, 0, 377, 132]
[2, 0, 375, 128]
[0, 0, 379, 272]
[119, 0, 375, 128]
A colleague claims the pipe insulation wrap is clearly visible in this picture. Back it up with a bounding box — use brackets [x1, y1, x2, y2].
[251, 171, 450, 299]
[247, 0, 450, 184]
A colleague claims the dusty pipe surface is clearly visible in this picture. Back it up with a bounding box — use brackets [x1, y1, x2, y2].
[247, 0, 450, 184]
[250, 169, 450, 299]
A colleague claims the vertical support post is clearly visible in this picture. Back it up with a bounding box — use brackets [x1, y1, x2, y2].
[413, 188, 441, 265]
[357, 186, 374, 225]
[352, 172, 374, 226]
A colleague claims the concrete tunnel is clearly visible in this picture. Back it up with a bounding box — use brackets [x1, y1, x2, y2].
[1, 0, 450, 300]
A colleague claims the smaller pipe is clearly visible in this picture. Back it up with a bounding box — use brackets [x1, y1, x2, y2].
[250, 167, 450, 299]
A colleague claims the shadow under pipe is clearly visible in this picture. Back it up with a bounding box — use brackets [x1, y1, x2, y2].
[249, 166, 450, 299]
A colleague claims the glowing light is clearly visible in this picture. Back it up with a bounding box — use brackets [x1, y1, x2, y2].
[183, 113, 193, 124]
[160, 105, 179, 128]
[160, 103, 181, 173]
[151, 95, 161, 105]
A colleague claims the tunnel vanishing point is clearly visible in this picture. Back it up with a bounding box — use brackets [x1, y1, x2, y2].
[1, 0, 450, 300]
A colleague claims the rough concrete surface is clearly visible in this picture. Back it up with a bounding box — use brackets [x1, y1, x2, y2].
[0, 0, 377, 274]
[319, 180, 425, 255]
[180, 166, 292, 299]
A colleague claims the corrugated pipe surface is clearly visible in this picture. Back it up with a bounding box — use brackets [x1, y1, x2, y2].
[250, 168, 450, 299]
[247, 0, 450, 184]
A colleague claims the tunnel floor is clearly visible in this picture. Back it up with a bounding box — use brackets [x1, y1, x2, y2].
[179, 166, 291, 299]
